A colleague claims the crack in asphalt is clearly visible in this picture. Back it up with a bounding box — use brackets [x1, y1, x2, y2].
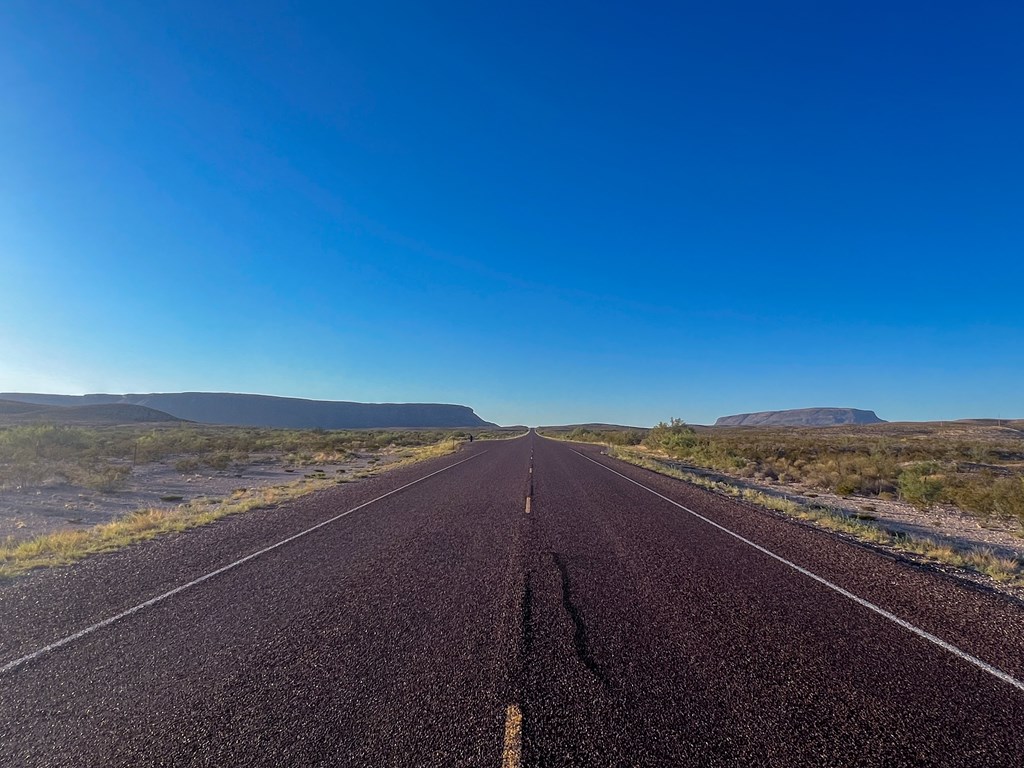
[551, 551, 609, 689]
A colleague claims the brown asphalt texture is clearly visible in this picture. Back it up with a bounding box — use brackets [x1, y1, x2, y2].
[1, 431, 1023, 766]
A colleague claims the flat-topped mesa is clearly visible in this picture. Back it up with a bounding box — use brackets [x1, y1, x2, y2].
[0, 392, 496, 429]
[714, 408, 885, 427]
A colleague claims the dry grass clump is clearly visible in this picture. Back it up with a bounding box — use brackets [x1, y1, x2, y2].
[0, 481, 317, 578]
[899, 538, 1021, 582]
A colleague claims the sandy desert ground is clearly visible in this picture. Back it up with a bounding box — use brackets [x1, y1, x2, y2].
[0, 451, 389, 545]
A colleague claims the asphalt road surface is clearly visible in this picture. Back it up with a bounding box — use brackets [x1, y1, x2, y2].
[1, 432, 1023, 766]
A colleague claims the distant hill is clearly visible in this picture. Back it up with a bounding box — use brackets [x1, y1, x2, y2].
[0, 392, 496, 429]
[715, 408, 885, 427]
[0, 400, 51, 416]
[0, 400, 182, 425]
[539, 423, 649, 433]
[955, 418, 1024, 427]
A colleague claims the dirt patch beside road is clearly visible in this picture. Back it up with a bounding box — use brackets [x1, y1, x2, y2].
[0, 452, 389, 545]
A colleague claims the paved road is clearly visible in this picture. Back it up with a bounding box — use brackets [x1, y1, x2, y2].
[1, 432, 1022, 766]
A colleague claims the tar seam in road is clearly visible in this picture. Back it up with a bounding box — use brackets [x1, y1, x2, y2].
[0, 451, 487, 676]
[574, 450, 1024, 695]
[552, 551, 609, 688]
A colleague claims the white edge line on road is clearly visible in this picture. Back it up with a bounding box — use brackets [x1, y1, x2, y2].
[573, 449, 1024, 694]
[1, 451, 487, 676]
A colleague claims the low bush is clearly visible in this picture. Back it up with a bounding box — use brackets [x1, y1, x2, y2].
[898, 463, 946, 508]
[205, 453, 233, 471]
[174, 457, 200, 473]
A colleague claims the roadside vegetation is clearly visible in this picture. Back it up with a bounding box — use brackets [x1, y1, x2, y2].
[543, 419, 1024, 521]
[541, 419, 1024, 588]
[0, 424, 522, 491]
[0, 424, 517, 579]
[607, 447, 1021, 585]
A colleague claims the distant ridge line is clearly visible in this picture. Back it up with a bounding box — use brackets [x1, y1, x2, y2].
[0, 401, 182, 425]
[715, 408, 885, 427]
[0, 392, 496, 429]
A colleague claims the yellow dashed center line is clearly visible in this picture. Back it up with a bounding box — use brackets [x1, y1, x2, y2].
[502, 704, 523, 768]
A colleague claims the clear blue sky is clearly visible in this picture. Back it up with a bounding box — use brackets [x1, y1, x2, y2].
[2, 1, 1022, 426]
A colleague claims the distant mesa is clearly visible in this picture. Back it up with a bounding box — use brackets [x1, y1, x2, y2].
[0, 400, 182, 425]
[714, 408, 885, 427]
[0, 393, 496, 429]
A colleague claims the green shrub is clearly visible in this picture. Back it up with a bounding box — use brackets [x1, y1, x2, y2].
[898, 463, 945, 508]
[79, 463, 130, 493]
[174, 457, 201, 473]
[645, 418, 698, 453]
[205, 453, 233, 471]
[835, 476, 859, 496]
[944, 474, 1024, 520]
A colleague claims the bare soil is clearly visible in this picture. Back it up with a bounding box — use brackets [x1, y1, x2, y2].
[0, 452, 390, 545]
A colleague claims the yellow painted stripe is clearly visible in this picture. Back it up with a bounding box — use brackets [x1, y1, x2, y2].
[525, 497, 531, 514]
[502, 704, 523, 768]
